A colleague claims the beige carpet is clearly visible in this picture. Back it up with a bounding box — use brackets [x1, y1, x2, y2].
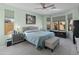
[0, 38, 77, 55]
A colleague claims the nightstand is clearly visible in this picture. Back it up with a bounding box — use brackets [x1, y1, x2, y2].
[12, 32, 25, 44]
[6, 38, 12, 47]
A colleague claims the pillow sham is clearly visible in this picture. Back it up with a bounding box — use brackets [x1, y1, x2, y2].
[24, 30, 39, 33]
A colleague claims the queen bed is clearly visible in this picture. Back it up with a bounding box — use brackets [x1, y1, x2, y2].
[23, 26, 55, 49]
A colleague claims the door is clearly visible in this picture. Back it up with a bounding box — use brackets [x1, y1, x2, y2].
[73, 20, 79, 44]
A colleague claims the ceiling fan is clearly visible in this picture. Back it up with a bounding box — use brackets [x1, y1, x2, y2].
[36, 3, 56, 10]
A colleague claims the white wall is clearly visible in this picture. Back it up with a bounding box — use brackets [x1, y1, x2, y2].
[0, 8, 6, 47]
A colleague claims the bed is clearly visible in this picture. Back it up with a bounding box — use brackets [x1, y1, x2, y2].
[23, 26, 55, 48]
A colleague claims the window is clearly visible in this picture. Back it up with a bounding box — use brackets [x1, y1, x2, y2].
[4, 9, 14, 35]
[52, 16, 66, 31]
[53, 21, 59, 30]
[59, 21, 66, 30]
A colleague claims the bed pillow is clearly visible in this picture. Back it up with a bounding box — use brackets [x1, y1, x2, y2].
[24, 30, 39, 33]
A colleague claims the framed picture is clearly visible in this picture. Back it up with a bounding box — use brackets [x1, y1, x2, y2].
[26, 14, 36, 24]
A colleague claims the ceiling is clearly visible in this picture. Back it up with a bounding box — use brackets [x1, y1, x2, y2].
[5, 3, 79, 15]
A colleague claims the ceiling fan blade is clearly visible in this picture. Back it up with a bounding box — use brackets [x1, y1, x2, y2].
[46, 4, 55, 8]
[35, 3, 56, 10]
[40, 3, 46, 8]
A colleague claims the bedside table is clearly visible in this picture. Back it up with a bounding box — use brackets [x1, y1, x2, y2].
[12, 32, 25, 44]
[6, 38, 12, 47]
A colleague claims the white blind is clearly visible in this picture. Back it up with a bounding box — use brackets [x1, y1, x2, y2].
[52, 16, 65, 22]
[5, 9, 14, 19]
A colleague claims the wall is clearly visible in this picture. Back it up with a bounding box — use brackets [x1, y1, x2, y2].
[42, 16, 52, 30]
[0, 7, 6, 47]
[0, 4, 44, 47]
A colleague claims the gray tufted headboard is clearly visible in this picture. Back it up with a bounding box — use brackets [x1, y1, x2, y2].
[22, 26, 38, 32]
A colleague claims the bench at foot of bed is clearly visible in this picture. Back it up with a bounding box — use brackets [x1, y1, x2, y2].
[45, 37, 59, 52]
